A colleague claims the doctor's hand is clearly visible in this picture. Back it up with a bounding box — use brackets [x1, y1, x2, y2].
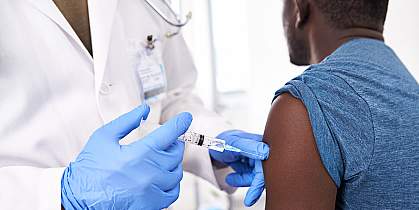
[61, 104, 191, 210]
[210, 130, 270, 207]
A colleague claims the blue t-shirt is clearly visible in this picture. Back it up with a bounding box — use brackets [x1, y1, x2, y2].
[275, 38, 419, 209]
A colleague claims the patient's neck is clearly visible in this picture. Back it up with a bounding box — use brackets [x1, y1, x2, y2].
[308, 27, 384, 64]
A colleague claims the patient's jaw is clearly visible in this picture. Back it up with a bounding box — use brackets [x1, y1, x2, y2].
[282, 0, 310, 66]
[282, 0, 385, 66]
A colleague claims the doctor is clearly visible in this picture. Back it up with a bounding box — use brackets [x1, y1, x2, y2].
[0, 0, 269, 209]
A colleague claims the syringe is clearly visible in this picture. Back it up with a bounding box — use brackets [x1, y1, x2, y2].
[178, 131, 265, 159]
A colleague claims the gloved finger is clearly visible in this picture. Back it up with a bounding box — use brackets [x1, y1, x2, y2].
[216, 130, 269, 160]
[229, 161, 252, 173]
[216, 130, 243, 139]
[249, 158, 255, 168]
[217, 130, 263, 142]
[141, 112, 192, 150]
[254, 160, 264, 173]
[209, 149, 239, 163]
[237, 133, 264, 141]
[227, 137, 270, 160]
[96, 104, 150, 142]
[225, 172, 254, 187]
[160, 183, 181, 209]
[244, 171, 265, 207]
[153, 163, 183, 191]
[148, 183, 180, 210]
[153, 141, 185, 171]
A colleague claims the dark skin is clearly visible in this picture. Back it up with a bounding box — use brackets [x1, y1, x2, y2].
[53, 0, 93, 56]
[264, 93, 337, 210]
[263, 0, 384, 209]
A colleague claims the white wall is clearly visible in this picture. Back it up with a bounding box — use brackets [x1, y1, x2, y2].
[385, 0, 419, 78]
[180, 0, 217, 110]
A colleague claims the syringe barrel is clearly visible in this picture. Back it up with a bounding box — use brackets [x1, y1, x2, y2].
[180, 132, 207, 146]
[179, 131, 225, 152]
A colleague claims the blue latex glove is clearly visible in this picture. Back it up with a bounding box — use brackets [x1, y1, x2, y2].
[210, 130, 269, 207]
[61, 104, 192, 210]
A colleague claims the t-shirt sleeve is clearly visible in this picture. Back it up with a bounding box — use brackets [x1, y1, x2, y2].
[274, 69, 375, 187]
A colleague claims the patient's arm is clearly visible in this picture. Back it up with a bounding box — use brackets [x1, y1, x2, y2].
[263, 93, 337, 210]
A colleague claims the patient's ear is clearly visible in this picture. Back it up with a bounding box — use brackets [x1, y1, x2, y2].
[294, 0, 310, 29]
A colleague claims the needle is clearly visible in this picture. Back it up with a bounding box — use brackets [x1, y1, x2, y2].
[224, 144, 265, 160]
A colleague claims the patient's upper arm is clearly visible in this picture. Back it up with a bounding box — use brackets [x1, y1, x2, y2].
[263, 93, 337, 210]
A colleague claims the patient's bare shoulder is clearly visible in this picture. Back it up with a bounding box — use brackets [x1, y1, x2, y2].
[263, 93, 337, 210]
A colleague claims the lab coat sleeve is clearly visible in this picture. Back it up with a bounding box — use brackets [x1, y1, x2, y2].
[0, 166, 65, 210]
[160, 34, 236, 194]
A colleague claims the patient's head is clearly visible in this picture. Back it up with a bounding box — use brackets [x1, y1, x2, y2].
[283, 0, 389, 65]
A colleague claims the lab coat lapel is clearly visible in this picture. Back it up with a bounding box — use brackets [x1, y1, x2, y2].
[27, 0, 93, 60]
[88, 0, 119, 94]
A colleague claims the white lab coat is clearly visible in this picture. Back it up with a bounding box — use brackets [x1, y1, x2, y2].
[0, 0, 234, 209]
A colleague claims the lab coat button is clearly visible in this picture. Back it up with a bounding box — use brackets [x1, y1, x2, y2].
[100, 83, 112, 95]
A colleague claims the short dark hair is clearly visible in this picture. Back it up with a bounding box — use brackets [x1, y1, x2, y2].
[314, 0, 389, 30]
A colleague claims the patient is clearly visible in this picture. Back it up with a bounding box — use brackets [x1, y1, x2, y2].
[263, 0, 419, 209]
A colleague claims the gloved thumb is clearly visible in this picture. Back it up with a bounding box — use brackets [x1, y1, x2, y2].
[229, 138, 270, 160]
[217, 131, 270, 160]
[94, 104, 150, 143]
[142, 112, 192, 150]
